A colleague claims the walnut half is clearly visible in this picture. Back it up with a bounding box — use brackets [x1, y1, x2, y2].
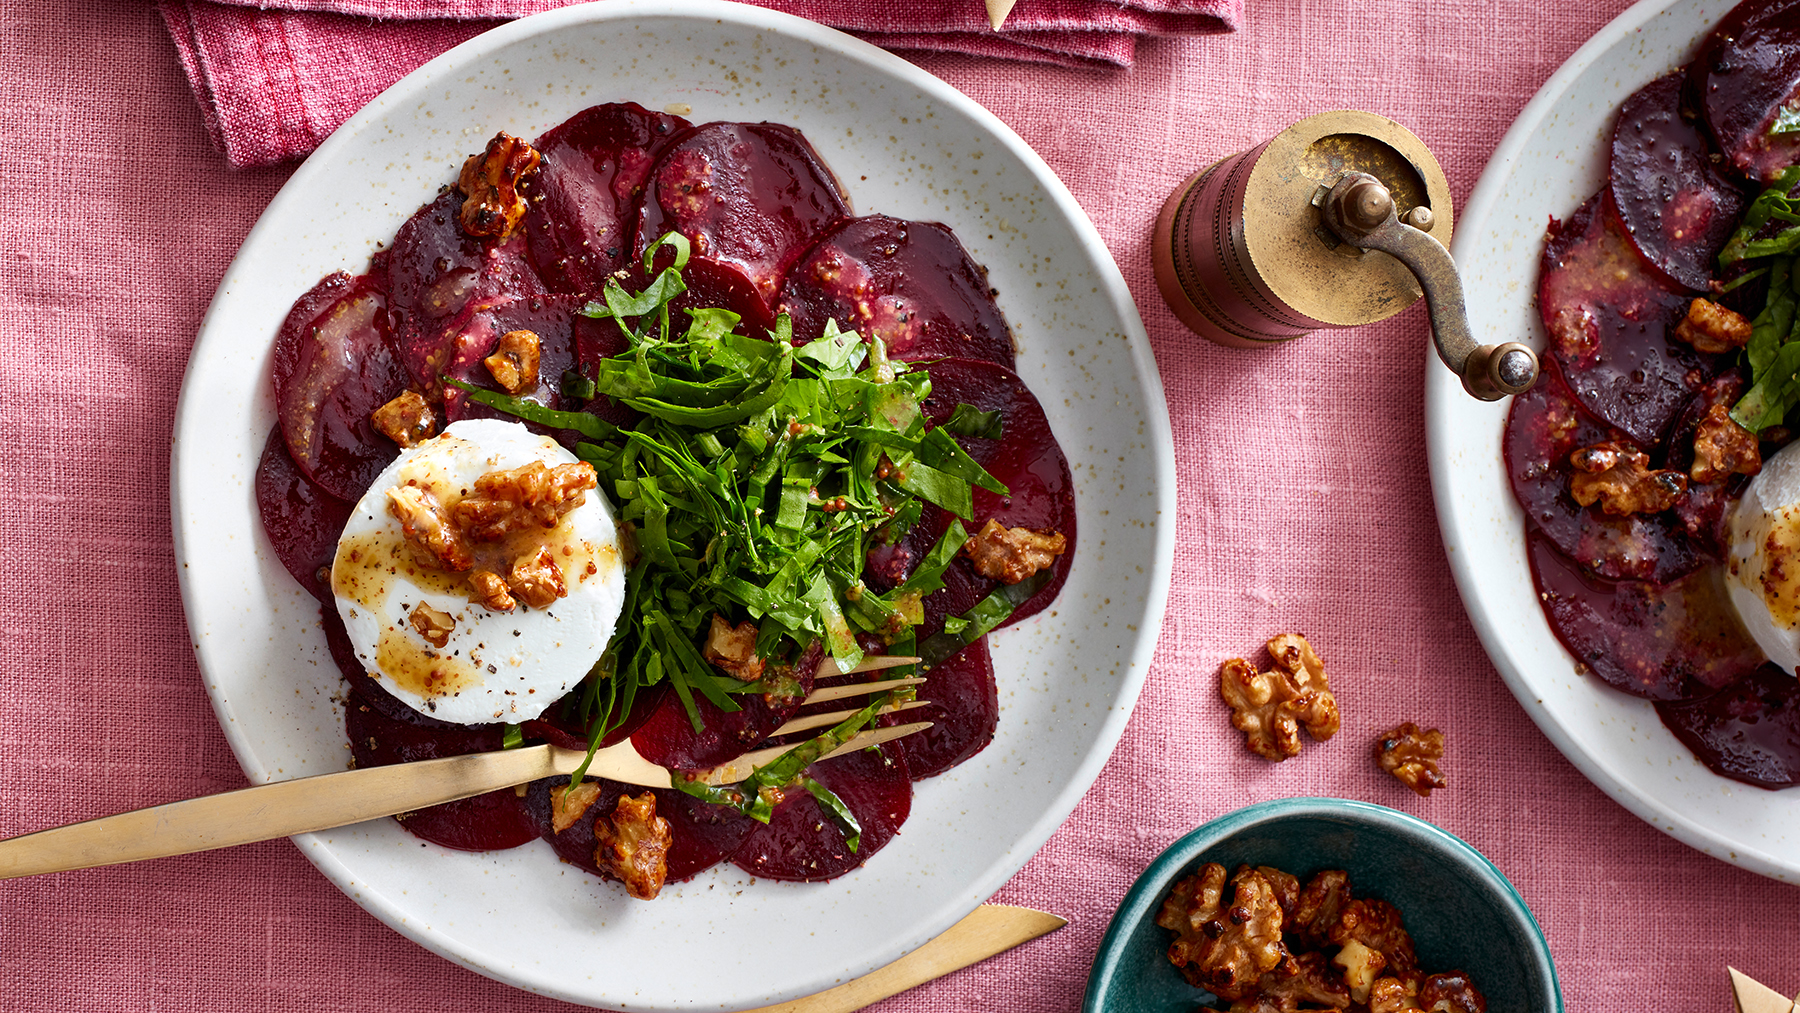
[456, 132, 541, 241]
[1691, 403, 1761, 484]
[961, 517, 1067, 584]
[1219, 634, 1340, 762]
[595, 793, 672, 901]
[1674, 297, 1752, 353]
[1568, 440, 1686, 515]
[1155, 863, 1291, 1001]
[1375, 722, 1446, 797]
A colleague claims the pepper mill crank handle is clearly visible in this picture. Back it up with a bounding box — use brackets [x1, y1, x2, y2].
[1321, 172, 1538, 401]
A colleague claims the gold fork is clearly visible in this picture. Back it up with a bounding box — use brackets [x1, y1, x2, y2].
[0, 656, 928, 880]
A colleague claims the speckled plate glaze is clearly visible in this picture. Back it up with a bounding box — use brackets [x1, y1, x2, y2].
[169, 1, 1174, 1007]
[1428, 0, 1800, 881]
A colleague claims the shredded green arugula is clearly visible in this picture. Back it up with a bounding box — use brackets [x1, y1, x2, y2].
[457, 233, 1032, 825]
[1726, 167, 1800, 432]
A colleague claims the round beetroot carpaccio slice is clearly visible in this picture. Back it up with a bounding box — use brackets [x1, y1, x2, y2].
[1539, 190, 1713, 447]
[524, 103, 691, 295]
[889, 638, 995, 780]
[634, 121, 849, 305]
[1527, 532, 1761, 700]
[919, 357, 1075, 628]
[629, 661, 817, 772]
[524, 776, 753, 885]
[777, 215, 1015, 368]
[1502, 358, 1701, 584]
[1657, 665, 1800, 789]
[1690, 0, 1800, 182]
[255, 428, 354, 603]
[731, 740, 911, 881]
[344, 680, 538, 851]
[437, 294, 580, 425]
[1610, 71, 1747, 292]
[270, 269, 407, 501]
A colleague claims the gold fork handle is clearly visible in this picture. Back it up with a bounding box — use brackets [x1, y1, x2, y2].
[0, 743, 580, 880]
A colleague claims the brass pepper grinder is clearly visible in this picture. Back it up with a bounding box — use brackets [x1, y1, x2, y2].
[1151, 110, 1537, 400]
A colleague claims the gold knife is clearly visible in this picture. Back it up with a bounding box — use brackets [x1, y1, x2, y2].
[741, 904, 1066, 1013]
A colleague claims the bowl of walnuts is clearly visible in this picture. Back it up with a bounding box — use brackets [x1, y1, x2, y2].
[1081, 798, 1560, 1013]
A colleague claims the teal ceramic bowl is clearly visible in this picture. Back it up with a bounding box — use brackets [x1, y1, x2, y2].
[1083, 798, 1561, 1013]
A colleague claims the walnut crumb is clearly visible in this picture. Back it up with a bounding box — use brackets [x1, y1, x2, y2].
[484, 329, 541, 395]
[961, 517, 1066, 584]
[456, 132, 541, 241]
[550, 780, 601, 834]
[1674, 297, 1752, 353]
[407, 602, 455, 648]
[371, 390, 438, 448]
[1376, 722, 1446, 797]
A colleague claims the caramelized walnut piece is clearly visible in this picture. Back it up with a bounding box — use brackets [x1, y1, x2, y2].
[1266, 633, 1339, 741]
[1329, 897, 1418, 977]
[1376, 722, 1447, 798]
[550, 781, 602, 834]
[594, 792, 672, 901]
[371, 390, 438, 448]
[456, 132, 541, 241]
[1418, 972, 1487, 1013]
[1568, 440, 1687, 515]
[1289, 869, 1353, 951]
[1369, 975, 1424, 1013]
[1238, 951, 1351, 1013]
[703, 614, 766, 681]
[1674, 297, 1753, 353]
[1220, 658, 1303, 761]
[1691, 403, 1762, 483]
[386, 484, 473, 571]
[1155, 863, 1290, 1001]
[407, 603, 455, 648]
[961, 517, 1067, 584]
[1257, 865, 1300, 916]
[453, 460, 598, 542]
[484, 329, 541, 395]
[508, 547, 567, 609]
[468, 569, 516, 612]
[1334, 939, 1388, 1005]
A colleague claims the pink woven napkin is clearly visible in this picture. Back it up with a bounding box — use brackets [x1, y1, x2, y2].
[156, 0, 1238, 168]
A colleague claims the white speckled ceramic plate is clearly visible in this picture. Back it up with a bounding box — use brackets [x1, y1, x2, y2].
[1429, 0, 1800, 881]
[171, 0, 1174, 1007]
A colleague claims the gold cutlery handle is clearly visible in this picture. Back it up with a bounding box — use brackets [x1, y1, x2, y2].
[0, 743, 567, 879]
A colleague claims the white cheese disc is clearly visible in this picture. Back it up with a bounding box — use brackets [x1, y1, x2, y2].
[331, 418, 626, 724]
[1726, 439, 1800, 675]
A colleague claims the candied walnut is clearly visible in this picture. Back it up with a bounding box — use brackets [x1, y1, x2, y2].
[484, 329, 541, 395]
[387, 484, 473, 571]
[1674, 297, 1752, 353]
[456, 132, 541, 241]
[1334, 938, 1388, 1004]
[1221, 657, 1302, 761]
[371, 390, 438, 448]
[594, 792, 672, 901]
[702, 614, 766, 681]
[1328, 897, 1418, 977]
[1156, 863, 1290, 1001]
[550, 780, 601, 834]
[1257, 865, 1300, 916]
[1418, 971, 1487, 1013]
[1265, 633, 1339, 741]
[1369, 975, 1424, 1013]
[508, 546, 567, 609]
[453, 460, 598, 542]
[407, 602, 455, 648]
[961, 517, 1067, 584]
[1376, 722, 1446, 798]
[468, 568, 516, 612]
[1235, 951, 1351, 1012]
[1691, 403, 1762, 483]
[1568, 440, 1686, 515]
[1289, 869, 1353, 950]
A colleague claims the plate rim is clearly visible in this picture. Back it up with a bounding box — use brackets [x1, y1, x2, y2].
[169, 0, 1179, 1006]
[1426, 0, 1800, 882]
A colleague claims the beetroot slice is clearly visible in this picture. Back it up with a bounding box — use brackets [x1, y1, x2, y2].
[891, 638, 996, 780]
[255, 428, 353, 603]
[524, 776, 754, 885]
[1657, 665, 1800, 789]
[437, 294, 580, 426]
[394, 202, 548, 390]
[1528, 533, 1762, 700]
[1610, 72, 1747, 291]
[731, 741, 911, 881]
[522, 682, 667, 751]
[629, 656, 817, 771]
[270, 269, 406, 501]
[1502, 358, 1701, 584]
[777, 215, 1015, 368]
[344, 679, 538, 851]
[634, 121, 849, 305]
[1539, 190, 1713, 447]
[1690, 0, 1800, 182]
[524, 103, 691, 295]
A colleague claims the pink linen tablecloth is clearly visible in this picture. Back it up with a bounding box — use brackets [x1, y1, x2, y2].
[2, 0, 1797, 1010]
